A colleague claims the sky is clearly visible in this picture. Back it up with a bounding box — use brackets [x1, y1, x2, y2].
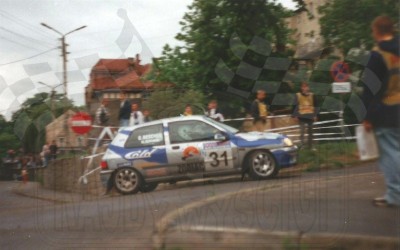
[0, 0, 297, 120]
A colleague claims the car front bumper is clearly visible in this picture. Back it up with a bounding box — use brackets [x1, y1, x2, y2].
[270, 145, 298, 168]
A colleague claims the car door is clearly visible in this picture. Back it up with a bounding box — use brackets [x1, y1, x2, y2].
[123, 124, 169, 178]
[166, 119, 235, 176]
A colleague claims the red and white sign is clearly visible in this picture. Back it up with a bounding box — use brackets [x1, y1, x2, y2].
[330, 61, 351, 82]
[70, 112, 92, 134]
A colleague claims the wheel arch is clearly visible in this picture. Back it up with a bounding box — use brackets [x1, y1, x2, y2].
[112, 166, 146, 195]
[240, 148, 279, 169]
[241, 148, 279, 173]
[108, 165, 146, 184]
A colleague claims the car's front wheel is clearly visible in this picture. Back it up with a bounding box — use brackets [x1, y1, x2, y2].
[246, 150, 279, 180]
[114, 168, 141, 195]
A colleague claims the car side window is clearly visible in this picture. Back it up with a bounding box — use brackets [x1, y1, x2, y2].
[169, 120, 220, 144]
[125, 124, 164, 148]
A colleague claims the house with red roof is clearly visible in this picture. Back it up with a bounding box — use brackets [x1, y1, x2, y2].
[85, 54, 171, 127]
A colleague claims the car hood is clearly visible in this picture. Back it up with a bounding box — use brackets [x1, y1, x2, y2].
[232, 132, 285, 148]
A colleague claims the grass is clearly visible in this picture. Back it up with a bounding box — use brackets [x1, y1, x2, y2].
[57, 151, 88, 160]
[298, 141, 359, 172]
[35, 174, 44, 186]
[283, 237, 308, 250]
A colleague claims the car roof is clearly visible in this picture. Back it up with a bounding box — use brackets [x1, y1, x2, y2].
[119, 115, 208, 132]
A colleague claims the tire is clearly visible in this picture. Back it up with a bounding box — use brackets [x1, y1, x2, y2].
[114, 168, 141, 195]
[140, 182, 159, 193]
[246, 150, 279, 180]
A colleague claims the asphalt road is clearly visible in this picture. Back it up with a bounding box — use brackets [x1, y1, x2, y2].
[0, 163, 398, 249]
[175, 170, 400, 237]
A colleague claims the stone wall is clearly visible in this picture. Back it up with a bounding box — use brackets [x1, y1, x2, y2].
[36, 156, 105, 196]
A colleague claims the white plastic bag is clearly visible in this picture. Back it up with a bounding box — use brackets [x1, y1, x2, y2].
[356, 125, 379, 161]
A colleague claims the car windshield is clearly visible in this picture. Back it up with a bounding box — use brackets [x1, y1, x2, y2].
[204, 117, 239, 134]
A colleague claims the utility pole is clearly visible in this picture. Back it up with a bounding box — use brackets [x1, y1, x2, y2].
[41, 23, 87, 150]
[40, 23, 87, 98]
[38, 82, 62, 119]
[61, 37, 68, 97]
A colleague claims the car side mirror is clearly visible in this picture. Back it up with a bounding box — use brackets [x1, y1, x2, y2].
[214, 133, 227, 141]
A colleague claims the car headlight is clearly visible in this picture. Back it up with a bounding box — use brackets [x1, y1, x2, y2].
[283, 138, 293, 147]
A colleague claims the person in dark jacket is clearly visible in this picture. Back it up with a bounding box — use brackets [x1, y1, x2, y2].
[251, 90, 268, 132]
[118, 92, 131, 127]
[362, 16, 400, 207]
[293, 82, 318, 148]
[95, 99, 110, 126]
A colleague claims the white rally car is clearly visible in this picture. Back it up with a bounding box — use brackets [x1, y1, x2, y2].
[100, 116, 297, 194]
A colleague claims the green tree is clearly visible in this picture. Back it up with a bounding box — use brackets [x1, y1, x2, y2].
[319, 0, 399, 54]
[151, 45, 193, 89]
[142, 89, 205, 119]
[152, 0, 293, 93]
[0, 115, 20, 157]
[12, 93, 74, 153]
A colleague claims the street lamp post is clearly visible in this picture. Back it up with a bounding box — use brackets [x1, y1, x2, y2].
[40, 23, 86, 150]
[40, 23, 87, 98]
[38, 82, 63, 119]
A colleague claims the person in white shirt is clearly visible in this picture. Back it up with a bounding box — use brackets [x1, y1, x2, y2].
[205, 100, 224, 122]
[129, 103, 144, 126]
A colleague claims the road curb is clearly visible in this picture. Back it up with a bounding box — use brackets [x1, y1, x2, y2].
[153, 172, 396, 249]
[160, 226, 400, 250]
[10, 182, 91, 204]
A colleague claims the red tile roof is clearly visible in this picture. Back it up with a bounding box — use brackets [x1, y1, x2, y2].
[93, 59, 132, 72]
[88, 56, 155, 91]
[115, 71, 153, 90]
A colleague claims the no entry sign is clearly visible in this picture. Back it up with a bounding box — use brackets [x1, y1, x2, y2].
[330, 61, 351, 82]
[70, 112, 92, 134]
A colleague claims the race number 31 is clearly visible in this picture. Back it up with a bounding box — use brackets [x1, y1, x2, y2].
[209, 151, 228, 167]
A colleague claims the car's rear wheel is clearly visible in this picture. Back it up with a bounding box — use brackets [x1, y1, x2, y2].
[140, 182, 159, 193]
[246, 150, 278, 180]
[114, 168, 141, 195]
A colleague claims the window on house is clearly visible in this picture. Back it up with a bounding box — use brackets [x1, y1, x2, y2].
[58, 137, 65, 147]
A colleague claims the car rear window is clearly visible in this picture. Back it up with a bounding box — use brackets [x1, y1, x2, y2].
[125, 124, 164, 148]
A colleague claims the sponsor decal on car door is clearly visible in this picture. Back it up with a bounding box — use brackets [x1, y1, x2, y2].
[166, 143, 206, 175]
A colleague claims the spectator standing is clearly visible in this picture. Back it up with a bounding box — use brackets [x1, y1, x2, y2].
[205, 100, 224, 122]
[49, 140, 58, 160]
[129, 103, 144, 126]
[183, 104, 193, 116]
[362, 16, 400, 207]
[118, 92, 131, 127]
[26, 154, 36, 168]
[292, 82, 318, 148]
[95, 99, 110, 126]
[251, 90, 268, 132]
[143, 109, 152, 123]
[41, 143, 50, 167]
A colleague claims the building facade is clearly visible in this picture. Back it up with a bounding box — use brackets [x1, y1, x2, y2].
[286, 0, 330, 60]
[85, 54, 170, 127]
[45, 110, 88, 151]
